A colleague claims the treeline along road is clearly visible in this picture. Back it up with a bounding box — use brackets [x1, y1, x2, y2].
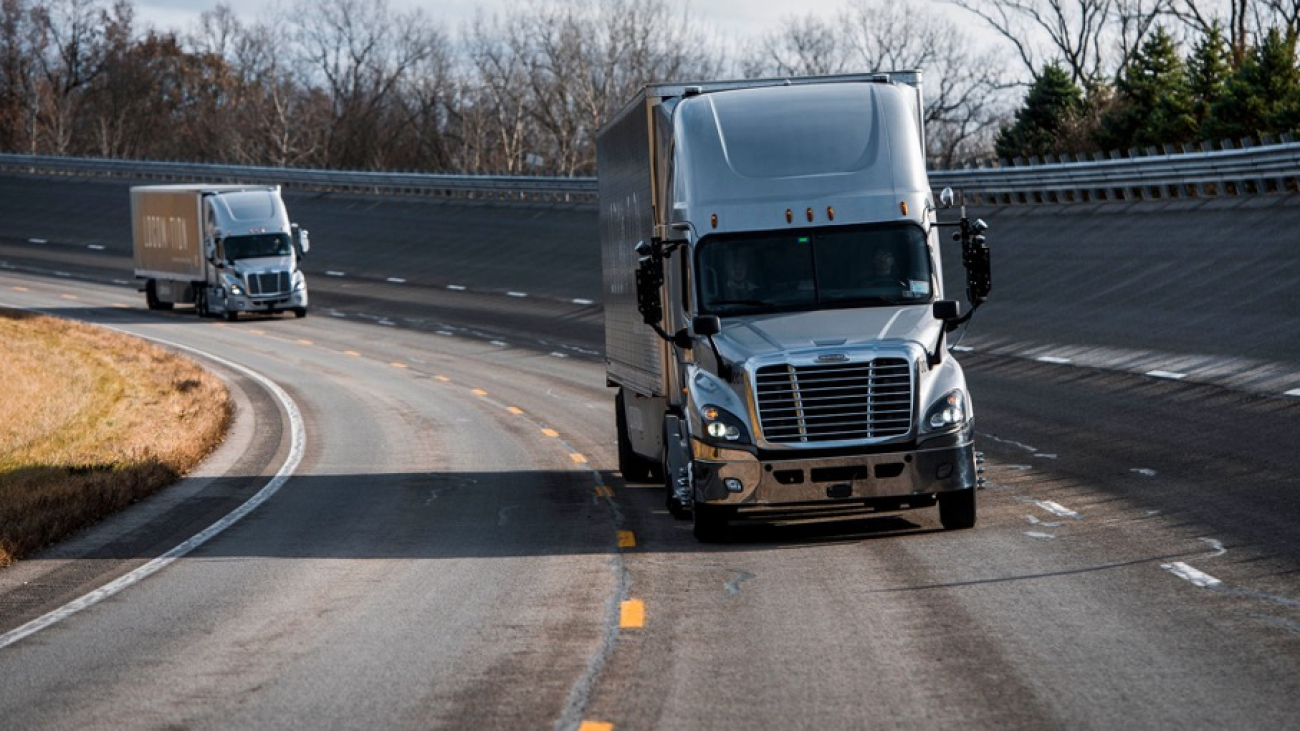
[0, 172, 1298, 729]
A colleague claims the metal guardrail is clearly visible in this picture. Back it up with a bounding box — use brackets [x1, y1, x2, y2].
[0, 154, 599, 203]
[3, 140, 1299, 205]
[930, 138, 1300, 204]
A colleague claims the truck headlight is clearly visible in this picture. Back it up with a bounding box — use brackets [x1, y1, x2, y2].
[294, 272, 306, 291]
[924, 390, 968, 432]
[701, 404, 750, 444]
[222, 275, 244, 296]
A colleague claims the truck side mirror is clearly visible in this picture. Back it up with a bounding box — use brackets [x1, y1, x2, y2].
[964, 234, 991, 304]
[693, 315, 721, 337]
[298, 229, 310, 256]
[932, 300, 960, 321]
[634, 241, 664, 326]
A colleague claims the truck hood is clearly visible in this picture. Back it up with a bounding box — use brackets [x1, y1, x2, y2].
[230, 256, 294, 275]
[714, 306, 940, 362]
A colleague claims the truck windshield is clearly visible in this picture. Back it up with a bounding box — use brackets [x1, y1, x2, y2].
[224, 233, 291, 260]
[696, 223, 933, 315]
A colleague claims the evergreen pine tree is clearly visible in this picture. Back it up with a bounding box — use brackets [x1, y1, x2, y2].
[1094, 27, 1195, 151]
[1186, 22, 1232, 131]
[1203, 28, 1300, 141]
[995, 64, 1084, 160]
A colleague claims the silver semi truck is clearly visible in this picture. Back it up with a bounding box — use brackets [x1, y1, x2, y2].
[131, 184, 310, 320]
[597, 72, 992, 541]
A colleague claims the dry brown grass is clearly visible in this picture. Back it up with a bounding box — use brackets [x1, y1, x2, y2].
[0, 309, 231, 566]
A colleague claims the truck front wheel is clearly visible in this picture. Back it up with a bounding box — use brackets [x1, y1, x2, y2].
[939, 488, 977, 530]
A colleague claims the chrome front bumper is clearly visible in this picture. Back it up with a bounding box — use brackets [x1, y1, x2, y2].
[691, 429, 977, 506]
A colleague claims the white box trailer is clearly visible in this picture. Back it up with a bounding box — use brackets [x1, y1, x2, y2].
[131, 184, 310, 320]
[597, 72, 992, 541]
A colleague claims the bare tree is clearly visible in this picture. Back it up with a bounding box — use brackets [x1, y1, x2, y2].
[944, 0, 1163, 86]
[28, 0, 122, 154]
[742, 13, 845, 77]
[288, 0, 445, 169]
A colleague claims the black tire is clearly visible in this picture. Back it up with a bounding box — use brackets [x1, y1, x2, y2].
[194, 288, 208, 318]
[225, 309, 238, 322]
[939, 488, 977, 530]
[615, 390, 656, 483]
[692, 502, 733, 543]
[294, 307, 308, 318]
[144, 280, 173, 311]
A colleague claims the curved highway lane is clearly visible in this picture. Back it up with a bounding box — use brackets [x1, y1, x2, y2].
[0, 175, 1298, 729]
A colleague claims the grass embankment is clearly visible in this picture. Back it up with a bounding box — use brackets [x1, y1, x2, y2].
[0, 309, 230, 566]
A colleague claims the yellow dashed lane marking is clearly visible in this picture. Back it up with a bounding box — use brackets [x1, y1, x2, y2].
[435, 375, 450, 382]
[617, 530, 636, 548]
[60, 294, 77, 300]
[12, 286, 28, 291]
[296, 339, 313, 345]
[569, 453, 588, 464]
[620, 599, 645, 628]
[580, 723, 614, 731]
[343, 350, 361, 357]
[595, 485, 613, 498]
[507, 406, 524, 415]
[473, 389, 488, 396]
[390, 362, 408, 369]
[541, 428, 559, 437]
[112, 303, 129, 308]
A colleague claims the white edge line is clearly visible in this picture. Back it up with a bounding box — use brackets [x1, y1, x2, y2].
[1146, 370, 1187, 380]
[1285, 388, 1300, 398]
[1161, 561, 1222, 588]
[0, 336, 305, 651]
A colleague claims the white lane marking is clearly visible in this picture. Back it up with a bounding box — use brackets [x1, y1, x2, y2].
[1029, 500, 1081, 519]
[1146, 370, 1187, 380]
[28, 238, 46, 244]
[0, 337, 305, 651]
[1162, 561, 1222, 588]
[386, 277, 406, 284]
[1200, 537, 1226, 557]
[490, 340, 507, 347]
[1024, 531, 1056, 540]
[550, 352, 569, 358]
[981, 434, 1038, 453]
[1286, 389, 1300, 398]
[1025, 515, 1062, 528]
[1035, 356, 1072, 364]
[87, 245, 105, 251]
[507, 291, 528, 298]
[1131, 468, 1158, 477]
[326, 271, 346, 277]
[1034, 453, 1058, 459]
[952, 345, 974, 353]
[447, 285, 466, 291]
[572, 298, 594, 306]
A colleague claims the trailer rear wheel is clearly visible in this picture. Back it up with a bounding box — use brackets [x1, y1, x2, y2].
[144, 280, 173, 311]
[615, 390, 657, 483]
[939, 487, 976, 530]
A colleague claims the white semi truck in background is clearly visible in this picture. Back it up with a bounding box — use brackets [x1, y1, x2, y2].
[131, 184, 310, 320]
[597, 72, 992, 541]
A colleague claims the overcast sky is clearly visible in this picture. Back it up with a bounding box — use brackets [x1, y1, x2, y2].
[133, 0, 810, 44]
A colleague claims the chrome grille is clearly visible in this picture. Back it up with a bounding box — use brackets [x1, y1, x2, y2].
[755, 358, 913, 443]
[247, 271, 290, 296]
